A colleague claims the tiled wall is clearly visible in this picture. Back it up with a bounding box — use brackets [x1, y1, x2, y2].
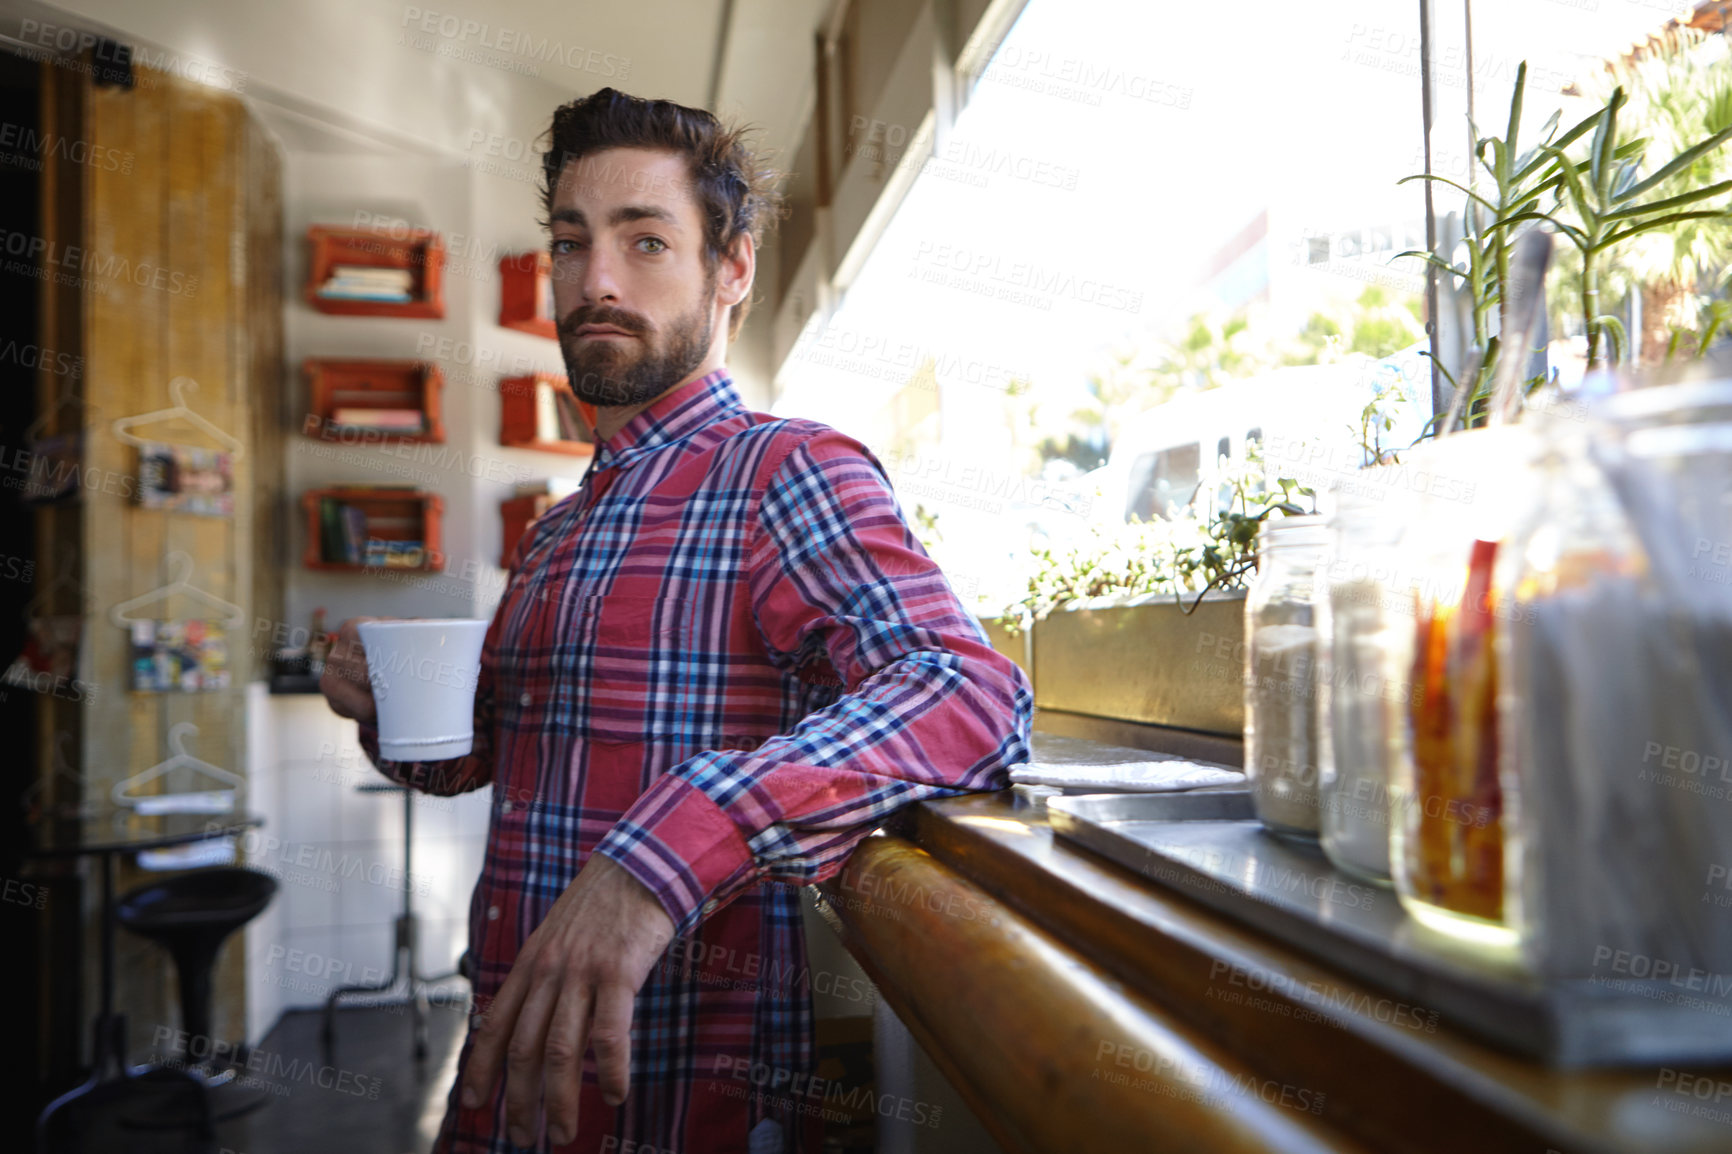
[247, 686, 490, 1037]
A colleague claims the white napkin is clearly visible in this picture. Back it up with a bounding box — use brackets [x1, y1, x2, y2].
[137, 836, 237, 871]
[1009, 759, 1245, 793]
[132, 790, 237, 815]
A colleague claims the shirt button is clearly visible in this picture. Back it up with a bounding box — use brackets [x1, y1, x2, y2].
[702, 899, 718, 915]
[487, 905, 500, 921]
[500, 800, 512, 814]
[519, 691, 532, 707]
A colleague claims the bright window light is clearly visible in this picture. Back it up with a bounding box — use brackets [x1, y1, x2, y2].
[773, 0, 1694, 610]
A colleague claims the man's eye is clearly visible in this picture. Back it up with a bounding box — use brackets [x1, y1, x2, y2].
[551, 238, 584, 255]
[637, 237, 668, 255]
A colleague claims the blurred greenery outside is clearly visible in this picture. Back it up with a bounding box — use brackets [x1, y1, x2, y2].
[903, 27, 1732, 624]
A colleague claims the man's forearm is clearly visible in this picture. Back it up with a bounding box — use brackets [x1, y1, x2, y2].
[593, 641, 1032, 936]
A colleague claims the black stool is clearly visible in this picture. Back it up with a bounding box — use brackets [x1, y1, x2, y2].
[36, 1066, 215, 1154]
[117, 867, 279, 1083]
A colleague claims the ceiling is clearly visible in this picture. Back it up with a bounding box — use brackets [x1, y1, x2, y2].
[2, 0, 830, 161]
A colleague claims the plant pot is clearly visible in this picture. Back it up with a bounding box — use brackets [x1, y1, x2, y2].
[981, 591, 1247, 738]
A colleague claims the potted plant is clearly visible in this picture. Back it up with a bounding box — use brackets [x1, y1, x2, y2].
[986, 447, 1312, 737]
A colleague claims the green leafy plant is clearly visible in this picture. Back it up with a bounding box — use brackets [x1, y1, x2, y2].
[1397, 62, 1599, 420]
[999, 446, 1311, 634]
[1399, 58, 1732, 393]
[1590, 28, 1732, 361]
[1355, 367, 1411, 466]
[1665, 298, 1732, 360]
[1538, 86, 1732, 366]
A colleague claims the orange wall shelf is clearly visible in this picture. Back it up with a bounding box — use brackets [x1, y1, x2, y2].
[499, 252, 558, 339]
[302, 358, 445, 444]
[499, 373, 596, 458]
[500, 493, 555, 567]
[301, 488, 444, 572]
[306, 225, 446, 319]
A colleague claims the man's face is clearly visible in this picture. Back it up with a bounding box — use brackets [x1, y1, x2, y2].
[547, 146, 719, 408]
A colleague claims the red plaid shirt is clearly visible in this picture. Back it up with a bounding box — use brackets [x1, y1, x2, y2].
[361, 368, 1032, 1153]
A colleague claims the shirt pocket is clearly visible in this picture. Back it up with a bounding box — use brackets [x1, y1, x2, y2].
[580, 593, 690, 742]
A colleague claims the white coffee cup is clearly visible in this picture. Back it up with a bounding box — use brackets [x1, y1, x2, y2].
[358, 619, 489, 761]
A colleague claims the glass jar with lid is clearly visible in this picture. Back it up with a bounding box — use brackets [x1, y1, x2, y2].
[1501, 379, 1732, 982]
[1388, 425, 1533, 949]
[1313, 486, 1413, 884]
[1244, 515, 1328, 838]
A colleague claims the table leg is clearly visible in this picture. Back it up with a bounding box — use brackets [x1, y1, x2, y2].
[97, 848, 121, 1079]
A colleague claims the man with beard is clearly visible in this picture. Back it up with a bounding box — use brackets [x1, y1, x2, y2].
[321, 88, 1031, 1154]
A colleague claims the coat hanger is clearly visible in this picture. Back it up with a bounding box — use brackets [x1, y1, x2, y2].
[113, 722, 244, 814]
[111, 376, 245, 458]
[108, 551, 247, 628]
[19, 732, 98, 819]
[22, 543, 88, 621]
[24, 386, 93, 444]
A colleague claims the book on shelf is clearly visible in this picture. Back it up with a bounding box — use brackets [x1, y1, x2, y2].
[364, 539, 425, 568]
[552, 388, 585, 442]
[340, 504, 368, 564]
[327, 264, 414, 285]
[321, 497, 422, 564]
[318, 498, 342, 563]
[317, 265, 415, 302]
[317, 287, 414, 302]
[534, 379, 559, 442]
[323, 266, 413, 288]
[329, 406, 425, 431]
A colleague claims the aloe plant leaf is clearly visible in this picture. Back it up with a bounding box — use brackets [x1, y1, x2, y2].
[1602, 209, 1732, 247]
[1483, 209, 1586, 246]
[1595, 314, 1629, 363]
[1486, 138, 1509, 187]
[1535, 108, 1562, 146]
[1591, 89, 1625, 204]
[1397, 173, 1501, 214]
[1505, 61, 1527, 178]
[1613, 157, 1641, 199]
[1513, 110, 1599, 182]
[1602, 180, 1732, 221]
[1392, 249, 1469, 278]
[1619, 123, 1732, 201]
[1544, 146, 1595, 234]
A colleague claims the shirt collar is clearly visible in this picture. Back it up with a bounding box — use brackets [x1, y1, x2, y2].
[591, 368, 746, 472]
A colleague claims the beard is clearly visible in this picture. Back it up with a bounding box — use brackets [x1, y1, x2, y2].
[557, 273, 716, 408]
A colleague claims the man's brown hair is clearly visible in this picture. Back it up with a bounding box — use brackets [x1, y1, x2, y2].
[540, 88, 782, 341]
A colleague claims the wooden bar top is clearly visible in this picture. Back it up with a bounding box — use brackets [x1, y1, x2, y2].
[817, 735, 1732, 1154]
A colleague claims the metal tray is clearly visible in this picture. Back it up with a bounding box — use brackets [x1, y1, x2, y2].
[1048, 792, 1732, 1068]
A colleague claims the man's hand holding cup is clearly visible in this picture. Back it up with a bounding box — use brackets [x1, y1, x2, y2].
[319, 616, 392, 723]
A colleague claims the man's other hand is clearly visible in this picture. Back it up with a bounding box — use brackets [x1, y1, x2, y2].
[460, 854, 677, 1147]
[319, 616, 391, 723]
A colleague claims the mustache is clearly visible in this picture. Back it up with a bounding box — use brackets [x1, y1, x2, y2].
[556, 306, 648, 338]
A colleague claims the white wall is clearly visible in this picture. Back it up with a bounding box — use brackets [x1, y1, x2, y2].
[246, 690, 490, 1024]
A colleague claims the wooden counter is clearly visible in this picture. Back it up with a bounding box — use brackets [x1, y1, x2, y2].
[815, 734, 1732, 1154]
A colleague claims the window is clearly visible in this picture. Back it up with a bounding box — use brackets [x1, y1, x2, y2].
[773, 0, 1690, 608]
[1126, 443, 1201, 523]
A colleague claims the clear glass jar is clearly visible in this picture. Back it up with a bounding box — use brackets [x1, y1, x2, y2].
[1244, 516, 1328, 839]
[1501, 381, 1732, 980]
[1314, 489, 1410, 884]
[1388, 426, 1533, 950]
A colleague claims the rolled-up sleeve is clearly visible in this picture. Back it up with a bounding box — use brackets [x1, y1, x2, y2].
[592, 429, 1033, 935]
